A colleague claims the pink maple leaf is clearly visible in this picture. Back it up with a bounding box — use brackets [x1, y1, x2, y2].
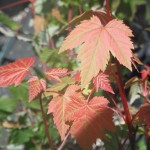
[93, 73, 114, 93]
[0, 57, 34, 86]
[45, 68, 68, 82]
[59, 16, 134, 88]
[65, 96, 115, 150]
[27, 76, 46, 101]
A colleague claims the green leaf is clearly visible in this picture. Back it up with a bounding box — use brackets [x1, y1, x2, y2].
[9, 83, 39, 110]
[104, 125, 128, 150]
[9, 128, 34, 144]
[0, 96, 18, 113]
[129, 78, 141, 104]
[44, 76, 75, 97]
[0, 12, 20, 31]
[9, 83, 28, 101]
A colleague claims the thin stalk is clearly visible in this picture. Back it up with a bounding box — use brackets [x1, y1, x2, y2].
[115, 61, 132, 131]
[39, 94, 55, 150]
[58, 131, 70, 150]
[0, 0, 29, 10]
[115, 60, 135, 149]
[105, 0, 111, 21]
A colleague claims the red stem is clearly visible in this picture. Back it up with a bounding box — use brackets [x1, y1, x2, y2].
[39, 94, 55, 150]
[105, 0, 111, 21]
[0, 0, 30, 11]
[115, 61, 132, 132]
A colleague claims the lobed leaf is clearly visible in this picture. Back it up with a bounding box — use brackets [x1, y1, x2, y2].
[139, 103, 150, 128]
[27, 76, 46, 101]
[48, 85, 80, 140]
[93, 73, 114, 93]
[0, 57, 34, 86]
[65, 96, 115, 150]
[59, 16, 134, 88]
[45, 68, 68, 82]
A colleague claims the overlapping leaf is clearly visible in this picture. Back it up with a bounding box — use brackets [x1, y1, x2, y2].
[93, 73, 114, 93]
[48, 85, 80, 140]
[44, 76, 75, 97]
[27, 76, 46, 101]
[45, 68, 68, 82]
[59, 16, 134, 88]
[139, 103, 150, 128]
[65, 96, 115, 150]
[0, 57, 34, 86]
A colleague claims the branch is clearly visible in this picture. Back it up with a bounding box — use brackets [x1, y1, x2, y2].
[0, 0, 29, 11]
[58, 131, 70, 150]
[39, 94, 55, 150]
[105, 0, 111, 21]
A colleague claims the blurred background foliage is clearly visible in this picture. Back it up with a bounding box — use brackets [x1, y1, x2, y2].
[0, 0, 150, 149]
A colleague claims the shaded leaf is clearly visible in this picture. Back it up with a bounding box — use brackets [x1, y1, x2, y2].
[65, 96, 115, 150]
[59, 16, 133, 88]
[45, 68, 68, 82]
[139, 103, 150, 128]
[27, 76, 46, 101]
[48, 85, 80, 140]
[0, 57, 35, 86]
[129, 78, 141, 104]
[44, 76, 75, 97]
[9, 128, 34, 144]
[93, 73, 114, 93]
[0, 96, 18, 113]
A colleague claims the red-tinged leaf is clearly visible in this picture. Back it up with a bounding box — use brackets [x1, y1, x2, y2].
[93, 73, 114, 93]
[139, 103, 150, 128]
[73, 71, 81, 83]
[0, 57, 34, 87]
[141, 65, 150, 80]
[27, 76, 46, 101]
[65, 96, 115, 150]
[45, 68, 68, 82]
[47, 85, 80, 140]
[59, 16, 134, 88]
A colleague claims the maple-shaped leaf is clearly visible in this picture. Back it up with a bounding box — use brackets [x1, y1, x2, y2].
[47, 85, 80, 140]
[59, 16, 133, 88]
[139, 103, 150, 128]
[93, 73, 114, 93]
[45, 68, 68, 82]
[27, 76, 46, 101]
[65, 96, 115, 150]
[0, 57, 34, 86]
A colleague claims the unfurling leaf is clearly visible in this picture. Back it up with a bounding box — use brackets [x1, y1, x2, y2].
[65, 96, 115, 150]
[59, 16, 134, 88]
[93, 73, 114, 93]
[45, 68, 68, 82]
[0, 57, 34, 86]
[27, 76, 46, 101]
[139, 103, 150, 128]
[48, 85, 80, 140]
